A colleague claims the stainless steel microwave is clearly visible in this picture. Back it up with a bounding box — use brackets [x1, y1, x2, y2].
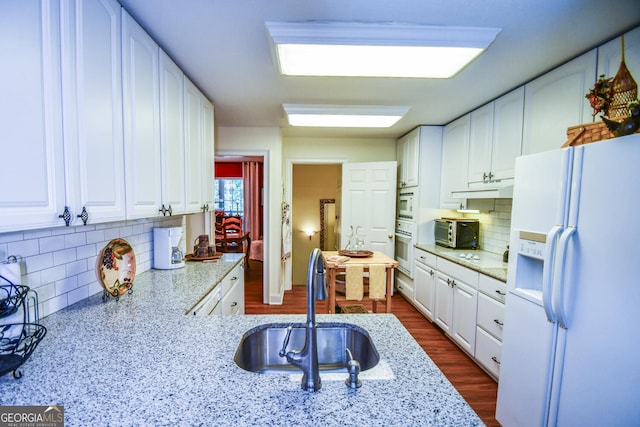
[434, 219, 479, 249]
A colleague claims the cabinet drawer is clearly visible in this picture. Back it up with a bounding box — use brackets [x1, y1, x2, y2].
[477, 293, 505, 340]
[222, 264, 242, 295]
[475, 327, 502, 379]
[415, 249, 436, 267]
[437, 257, 478, 287]
[222, 280, 244, 315]
[479, 274, 507, 303]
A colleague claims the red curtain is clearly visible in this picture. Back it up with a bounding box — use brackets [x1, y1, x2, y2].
[242, 162, 262, 240]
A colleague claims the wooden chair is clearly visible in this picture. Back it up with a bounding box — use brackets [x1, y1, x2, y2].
[216, 217, 244, 253]
[222, 216, 242, 234]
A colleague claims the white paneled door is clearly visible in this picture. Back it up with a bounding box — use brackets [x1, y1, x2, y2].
[340, 161, 397, 258]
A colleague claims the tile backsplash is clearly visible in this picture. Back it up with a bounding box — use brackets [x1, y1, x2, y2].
[0, 216, 182, 319]
[463, 198, 512, 255]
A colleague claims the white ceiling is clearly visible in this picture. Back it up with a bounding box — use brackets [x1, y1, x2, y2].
[118, 0, 640, 140]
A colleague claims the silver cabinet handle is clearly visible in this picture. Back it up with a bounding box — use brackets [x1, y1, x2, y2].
[493, 319, 504, 326]
[491, 356, 500, 365]
[429, 269, 434, 276]
[495, 290, 506, 296]
[231, 302, 238, 307]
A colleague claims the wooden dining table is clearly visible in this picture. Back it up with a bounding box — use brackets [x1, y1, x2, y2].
[321, 250, 398, 314]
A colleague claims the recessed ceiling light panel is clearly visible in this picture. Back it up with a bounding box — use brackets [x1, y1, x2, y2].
[266, 21, 501, 78]
[283, 104, 410, 127]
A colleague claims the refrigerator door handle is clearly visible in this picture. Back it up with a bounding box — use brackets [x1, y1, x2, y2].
[552, 226, 576, 329]
[542, 225, 563, 323]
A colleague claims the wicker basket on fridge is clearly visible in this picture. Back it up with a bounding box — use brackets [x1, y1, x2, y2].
[607, 36, 637, 119]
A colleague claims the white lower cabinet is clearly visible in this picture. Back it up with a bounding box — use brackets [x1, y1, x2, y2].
[189, 262, 244, 316]
[414, 250, 507, 379]
[474, 275, 506, 380]
[435, 258, 479, 356]
[221, 265, 245, 315]
[451, 279, 478, 355]
[414, 249, 436, 321]
[434, 271, 453, 334]
[190, 285, 222, 316]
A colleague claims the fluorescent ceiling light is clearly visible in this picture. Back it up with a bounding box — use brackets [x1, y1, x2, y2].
[283, 104, 410, 127]
[266, 21, 501, 78]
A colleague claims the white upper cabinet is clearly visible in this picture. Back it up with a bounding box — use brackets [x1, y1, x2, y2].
[468, 87, 524, 186]
[184, 77, 205, 213]
[0, 1, 66, 232]
[397, 128, 420, 188]
[201, 97, 215, 208]
[61, 0, 126, 226]
[468, 103, 495, 184]
[491, 87, 524, 181]
[159, 49, 186, 216]
[522, 49, 597, 155]
[184, 77, 215, 213]
[440, 114, 470, 210]
[122, 9, 162, 219]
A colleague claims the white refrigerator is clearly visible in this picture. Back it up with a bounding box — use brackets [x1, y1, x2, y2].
[496, 133, 640, 426]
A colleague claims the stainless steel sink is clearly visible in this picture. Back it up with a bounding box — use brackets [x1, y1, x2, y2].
[234, 322, 379, 374]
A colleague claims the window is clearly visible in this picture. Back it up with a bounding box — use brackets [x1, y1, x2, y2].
[214, 179, 244, 216]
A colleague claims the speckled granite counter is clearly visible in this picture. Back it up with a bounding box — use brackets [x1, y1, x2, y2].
[0, 253, 483, 426]
[415, 244, 508, 282]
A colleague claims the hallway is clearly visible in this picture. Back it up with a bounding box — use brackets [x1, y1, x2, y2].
[243, 260, 499, 426]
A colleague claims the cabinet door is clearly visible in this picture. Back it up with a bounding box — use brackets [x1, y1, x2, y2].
[396, 128, 420, 188]
[159, 50, 186, 215]
[0, 2, 66, 232]
[522, 49, 597, 155]
[201, 97, 215, 208]
[491, 86, 524, 181]
[184, 77, 204, 213]
[122, 9, 162, 219]
[451, 280, 478, 355]
[61, 0, 126, 225]
[434, 271, 453, 334]
[189, 287, 221, 316]
[468, 103, 494, 184]
[440, 115, 470, 210]
[414, 261, 436, 321]
[396, 134, 406, 188]
[404, 128, 420, 187]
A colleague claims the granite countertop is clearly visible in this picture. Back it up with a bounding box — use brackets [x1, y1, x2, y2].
[415, 244, 508, 282]
[0, 254, 483, 426]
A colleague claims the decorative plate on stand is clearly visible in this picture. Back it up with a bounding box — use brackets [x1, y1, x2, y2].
[97, 238, 136, 297]
[338, 250, 374, 258]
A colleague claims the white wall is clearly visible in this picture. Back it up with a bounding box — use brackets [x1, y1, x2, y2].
[216, 126, 283, 304]
[0, 216, 182, 318]
[283, 136, 396, 161]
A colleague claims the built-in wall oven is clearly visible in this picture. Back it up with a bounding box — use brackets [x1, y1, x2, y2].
[395, 219, 417, 278]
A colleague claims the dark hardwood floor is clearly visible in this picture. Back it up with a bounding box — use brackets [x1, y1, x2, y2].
[244, 260, 499, 427]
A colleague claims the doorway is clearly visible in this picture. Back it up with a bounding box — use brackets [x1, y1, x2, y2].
[215, 155, 266, 297]
[290, 163, 342, 285]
